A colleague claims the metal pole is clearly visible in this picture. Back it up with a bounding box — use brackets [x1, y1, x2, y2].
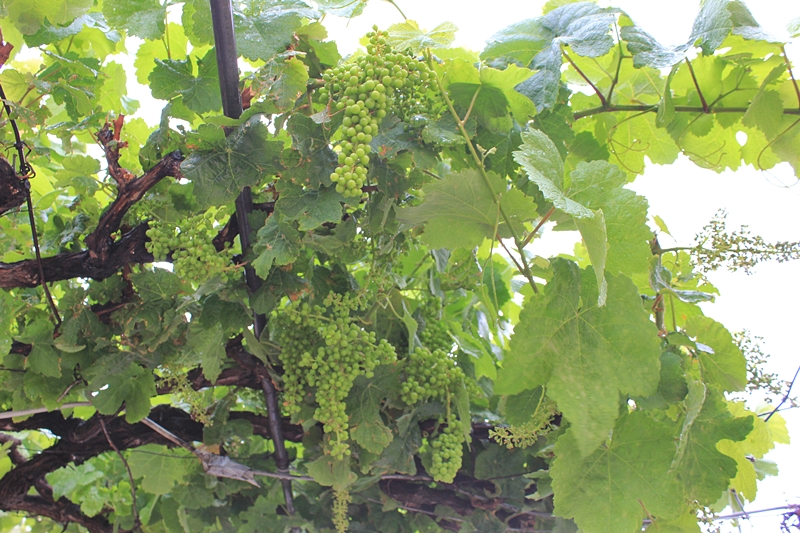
[207, 0, 298, 522]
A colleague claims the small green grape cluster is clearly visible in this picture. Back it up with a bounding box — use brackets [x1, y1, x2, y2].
[400, 347, 466, 405]
[429, 424, 464, 483]
[490, 396, 558, 449]
[145, 210, 235, 283]
[317, 26, 440, 198]
[418, 297, 453, 353]
[273, 292, 396, 458]
[332, 489, 351, 533]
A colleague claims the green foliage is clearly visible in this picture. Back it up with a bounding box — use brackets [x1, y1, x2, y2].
[0, 1, 796, 532]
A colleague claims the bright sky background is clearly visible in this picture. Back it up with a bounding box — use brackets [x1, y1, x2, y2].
[319, 0, 800, 531]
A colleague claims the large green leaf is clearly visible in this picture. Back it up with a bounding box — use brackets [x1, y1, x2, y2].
[234, 0, 319, 62]
[672, 391, 753, 503]
[514, 129, 593, 218]
[346, 366, 400, 454]
[568, 160, 652, 277]
[396, 169, 537, 249]
[482, 3, 618, 110]
[181, 117, 283, 208]
[252, 216, 303, 278]
[495, 259, 661, 455]
[187, 322, 227, 384]
[275, 186, 343, 231]
[103, 0, 165, 40]
[445, 60, 536, 131]
[128, 444, 193, 494]
[90, 362, 156, 423]
[552, 411, 683, 533]
[5, 0, 92, 34]
[684, 316, 747, 392]
[148, 49, 221, 114]
[386, 21, 457, 53]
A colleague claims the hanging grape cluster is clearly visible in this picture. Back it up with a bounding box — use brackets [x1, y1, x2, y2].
[400, 347, 465, 405]
[418, 297, 453, 353]
[272, 292, 396, 458]
[490, 393, 558, 449]
[317, 26, 441, 198]
[145, 210, 236, 283]
[429, 424, 464, 483]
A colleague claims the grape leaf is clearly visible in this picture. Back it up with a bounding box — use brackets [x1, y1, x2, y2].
[129, 444, 192, 494]
[15, 319, 61, 378]
[346, 366, 400, 454]
[396, 169, 537, 250]
[275, 186, 343, 231]
[268, 57, 310, 111]
[718, 402, 789, 501]
[182, 117, 283, 208]
[495, 259, 661, 455]
[4, 0, 93, 34]
[672, 391, 753, 503]
[514, 129, 593, 218]
[252, 216, 302, 278]
[684, 316, 747, 392]
[148, 49, 221, 114]
[386, 21, 457, 53]
[182, 0, 214, 47]
[503, 386, 546, 426]
[620, 25, 688, 68]
[444, 59, 536, 131]
[572, 208, 608, 305]
[234, 1, 319, 62]
[315, 0, 366, 18]
[551, 411, 683, 533]
[306, 455, 357, 491]
[103, 0, 165, 40]
[47, 463, 105, 500]
[482, 3, 618, 110]
[91, 362, 156, 423]
[569, 160, 652, 277]
[134, 26, 189, 85]
[689, 0, 733, 55]
[187, 322, 226, 384]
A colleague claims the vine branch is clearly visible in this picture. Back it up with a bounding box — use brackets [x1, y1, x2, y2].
[684, 58, 710, 113]
[426, 48, 538, 294]
[562, 48, 608, 107]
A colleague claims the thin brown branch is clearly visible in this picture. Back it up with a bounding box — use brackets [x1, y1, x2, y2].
[685, 58, 709, 113]
[461, 85, 482, 126]
[573, 104, 800, 120]
[562, 48, 607, 107]
[782, 45, 800, 110]
[99, 417, 139, 530]
[521, 206, 556, 248]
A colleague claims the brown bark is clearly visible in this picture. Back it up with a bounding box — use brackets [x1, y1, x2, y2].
[0, 154, 25, 216]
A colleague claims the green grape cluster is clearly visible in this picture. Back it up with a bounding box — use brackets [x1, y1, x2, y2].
[400, 347, 465, 405]
[332, 489, 351, 533]
[145, 210, 235, 283]
[429, 424, 464, 483]
[490, 396, 558, 449]
[418, 297, 453, 353]
[317, 27, 440, 198]
[273, 292, 396, 458]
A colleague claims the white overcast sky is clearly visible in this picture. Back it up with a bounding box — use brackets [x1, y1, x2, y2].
[322, 1, 800, 530]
